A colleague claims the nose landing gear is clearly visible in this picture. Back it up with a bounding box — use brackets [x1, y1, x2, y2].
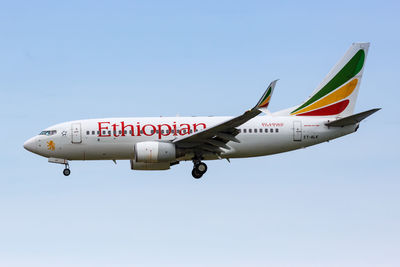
[63, 163, 71, 176]
[192, 161, 207, 179]
[48, 158, 71, 176]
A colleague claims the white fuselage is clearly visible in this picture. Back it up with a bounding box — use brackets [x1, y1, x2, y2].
[24, 115, 357, 162]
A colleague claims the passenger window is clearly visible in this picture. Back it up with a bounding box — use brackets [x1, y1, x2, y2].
[249, 129, 252, 133]
[151, 130, 154, 134]
[243, 129, 247, 133]
[238, 129, 241, 133]
[97, 131, 100, 135]
[260, 128, 263, 133]
[119, 130, 122, 135]
[129, 130, 132, 135]
[270, 128, 273, 133]
[86, 131, 90, 135]
[265, 128, 268, 133]
[161, 130, 165, 134]
[124, 130, 127, 135]
[108, 131, 111, 135]
[102, 130, 106, 135]
[92, 131, 95, 135]
[254, 129, 257, 133]
[276, 128, 279, 133]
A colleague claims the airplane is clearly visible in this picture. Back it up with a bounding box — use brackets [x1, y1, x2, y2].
[23, 43, 379, 179]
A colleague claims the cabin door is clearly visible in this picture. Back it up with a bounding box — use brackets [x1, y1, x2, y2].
[71, 123, 82, 144]
[293, 121, 302, 141]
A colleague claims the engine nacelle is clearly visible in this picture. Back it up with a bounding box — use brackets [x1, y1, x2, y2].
[134, 141, 176, 163]
[130, 160, 171, 170]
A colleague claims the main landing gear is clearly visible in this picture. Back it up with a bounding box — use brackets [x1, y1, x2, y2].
[63, 163, 71, 176]
[192, 160, 207, 179]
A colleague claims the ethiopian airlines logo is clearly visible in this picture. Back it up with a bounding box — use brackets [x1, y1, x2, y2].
[47, 140, 55, 151]
[97, 121, 207, 139]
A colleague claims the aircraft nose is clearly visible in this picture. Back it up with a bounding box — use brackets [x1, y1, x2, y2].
[23, 137, 36, 152]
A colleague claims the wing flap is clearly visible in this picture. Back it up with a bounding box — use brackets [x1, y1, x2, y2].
[206, 139, 231, 150]
[215, 132, 240, 143]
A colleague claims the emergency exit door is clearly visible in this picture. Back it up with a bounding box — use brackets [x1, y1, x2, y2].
[71, 123, 82, 144]
[293, 121, 302, 141]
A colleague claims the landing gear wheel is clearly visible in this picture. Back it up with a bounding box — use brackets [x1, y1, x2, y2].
[63, 168, 71, 176]
[196, 162, 207, 173]
[192, 160, 207, 179]
[192, 168, 203, 179]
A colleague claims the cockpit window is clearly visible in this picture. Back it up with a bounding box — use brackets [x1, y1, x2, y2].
[39, 130, 57, 136]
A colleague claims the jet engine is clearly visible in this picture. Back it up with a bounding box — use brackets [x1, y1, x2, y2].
[134, 141, 176, 163]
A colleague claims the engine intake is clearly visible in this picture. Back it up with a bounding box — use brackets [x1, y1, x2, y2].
[134, 141, 176, 163]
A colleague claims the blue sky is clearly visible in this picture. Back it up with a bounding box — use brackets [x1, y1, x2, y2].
[1, 1, 399, 266]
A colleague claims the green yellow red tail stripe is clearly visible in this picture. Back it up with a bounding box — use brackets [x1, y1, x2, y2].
[291, 79, 358, 115]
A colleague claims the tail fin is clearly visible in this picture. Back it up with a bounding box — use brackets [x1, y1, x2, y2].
[278, 43, 369, 117]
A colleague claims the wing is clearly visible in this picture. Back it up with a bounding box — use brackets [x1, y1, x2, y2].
[173, 80, 278, 156]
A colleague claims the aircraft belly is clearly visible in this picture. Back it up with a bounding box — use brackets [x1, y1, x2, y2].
[84, 143, 133, 160]
[223, 134, 294, 158]
[61, 143, 133, 160]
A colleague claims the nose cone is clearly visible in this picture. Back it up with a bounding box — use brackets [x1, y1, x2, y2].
[23, 137, 36, 153]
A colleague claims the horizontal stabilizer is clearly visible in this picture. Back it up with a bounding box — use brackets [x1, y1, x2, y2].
[325, 108, 380, 127]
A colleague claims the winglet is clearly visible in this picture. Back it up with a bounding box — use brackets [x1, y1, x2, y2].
[255, 79, 278, 111]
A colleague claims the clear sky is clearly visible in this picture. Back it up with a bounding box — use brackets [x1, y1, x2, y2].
[1, 1, 399, 266]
